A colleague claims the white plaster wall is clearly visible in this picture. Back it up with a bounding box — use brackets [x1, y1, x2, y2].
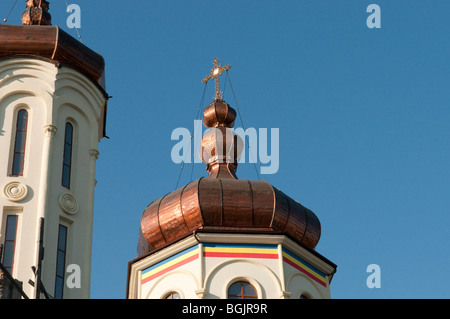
[283, 260, 331, 299]
[285, 272, 328, 299]
[144, 269, 201, 299]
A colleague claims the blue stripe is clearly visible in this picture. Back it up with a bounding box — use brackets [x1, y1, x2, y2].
[282, 247, 326, 277]
[142, 245, 198, 275]
[203, 243, 277, 249]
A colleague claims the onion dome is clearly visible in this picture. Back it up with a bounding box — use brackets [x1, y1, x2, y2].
[138, 177, 321, 257]
[202, 99, 237, 128]
[137, 58, 321, 257]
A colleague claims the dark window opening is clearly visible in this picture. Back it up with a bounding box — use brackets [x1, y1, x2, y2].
[62, 123, 73, 189]
[228, 281, 257, 299]
[54, 224, 67, 299]
[11, 109, 28, 176]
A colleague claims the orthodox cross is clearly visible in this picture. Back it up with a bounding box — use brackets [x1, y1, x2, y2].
[202, 57, 231, 100]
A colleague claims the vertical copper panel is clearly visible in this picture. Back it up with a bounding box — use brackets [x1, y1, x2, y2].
[181, 180, 203, 231]
[284, 197, 307, 242]
[140, 198, 166, 250]
[198, 178, 223, 225]
[271, 187, 290, 231]
[300, 207, 321, 249]
[221, 179, 253, 226]
[249, 181, 275, 227]
[158, 187, 189, 243]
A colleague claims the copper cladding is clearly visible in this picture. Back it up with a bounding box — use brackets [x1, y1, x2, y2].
[0, 25, 105, 88]
[138, 178, 321, 256]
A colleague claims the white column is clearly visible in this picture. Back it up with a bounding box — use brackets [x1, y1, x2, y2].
[34, 124, 56, 299]
[80, 148, 99, 298]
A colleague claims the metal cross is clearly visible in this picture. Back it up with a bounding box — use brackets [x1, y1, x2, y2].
[202, 57, 231, 100]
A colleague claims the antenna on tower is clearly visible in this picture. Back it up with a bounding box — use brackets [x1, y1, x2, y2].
[2, 0, 19, 24]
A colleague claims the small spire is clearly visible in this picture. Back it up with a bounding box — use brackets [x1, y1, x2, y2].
[202, 57, 231, 101]
[22, 0, 52, 26]
[200, 99, 243, 179]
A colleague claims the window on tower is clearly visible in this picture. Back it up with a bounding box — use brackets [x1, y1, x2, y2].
[1, 215, 18, 274]
[54, 224, 68, 299]
[11, 109, 28, 176]
[62, 122, 73, 189]
[227, 281, 258, 299]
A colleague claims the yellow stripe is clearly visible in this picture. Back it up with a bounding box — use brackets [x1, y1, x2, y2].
[141, 249, 198, 280]
[282, 252, 326, 282]
[203, 247, 277, 254]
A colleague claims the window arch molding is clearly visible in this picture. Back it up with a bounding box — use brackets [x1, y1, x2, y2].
[161, 289, 184, 299]
[225, 277, 262, 299]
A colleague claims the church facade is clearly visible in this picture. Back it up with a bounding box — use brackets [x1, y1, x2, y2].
[0, 2, 336, 300]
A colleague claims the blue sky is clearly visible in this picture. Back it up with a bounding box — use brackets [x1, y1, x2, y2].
[2, 1, 449, 299]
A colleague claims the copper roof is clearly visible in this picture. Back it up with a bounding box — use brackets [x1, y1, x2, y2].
[0, 24, 105, 89]
[138, 177, 321, 257]
[137, 94, 322, 257]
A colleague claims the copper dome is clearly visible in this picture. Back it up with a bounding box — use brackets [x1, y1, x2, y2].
[138, 177, 321, 257]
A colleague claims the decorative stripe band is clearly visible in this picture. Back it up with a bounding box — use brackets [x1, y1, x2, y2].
[141, 245, 199, 284]
[282, 248, 327, 287]
[203, 243, 278, 259]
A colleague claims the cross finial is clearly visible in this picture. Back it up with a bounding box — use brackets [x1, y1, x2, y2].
[202, 57, 231, 101]
[22, 0, 52, 25]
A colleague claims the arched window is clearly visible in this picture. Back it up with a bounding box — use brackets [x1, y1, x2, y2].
[62, 122, 73, 189]
[164, 291, 181, 299]
[11, 109, 28, 176]
[300, 294, 310, 299]
[228, 281, 257, 299]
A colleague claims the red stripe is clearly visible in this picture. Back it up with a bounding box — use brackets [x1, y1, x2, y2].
[204, 252, 278, 259]
[283, 258, 327, 287]
[141, 254, 198, 284]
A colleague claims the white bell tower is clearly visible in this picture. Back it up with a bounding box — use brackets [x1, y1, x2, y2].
[0, 1, 108, 299]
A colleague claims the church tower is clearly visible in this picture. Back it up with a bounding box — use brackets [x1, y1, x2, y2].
[127, 59, 336, 299]
[0, 1, 108, 298]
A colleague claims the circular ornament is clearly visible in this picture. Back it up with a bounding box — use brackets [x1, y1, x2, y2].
[59, 193, 78, 215]
[3, 181, 28, 202]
